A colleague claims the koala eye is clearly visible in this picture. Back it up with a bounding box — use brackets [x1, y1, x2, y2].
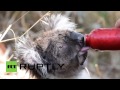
[57, 43, 63, 49]
[58, 45, 63, 48]
[59, 46, 63, 48]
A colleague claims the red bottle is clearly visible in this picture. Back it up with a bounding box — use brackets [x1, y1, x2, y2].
[85, 28, 120, 50]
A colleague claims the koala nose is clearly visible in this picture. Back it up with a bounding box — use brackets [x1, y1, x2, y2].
[70, 31, 84, 47]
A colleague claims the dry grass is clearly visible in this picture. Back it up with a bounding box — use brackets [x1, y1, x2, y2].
[0, 11, 50, 79]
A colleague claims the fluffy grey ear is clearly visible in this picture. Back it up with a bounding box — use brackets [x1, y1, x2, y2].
[15, 34, 38, 64]
[15, 34, 48, 76]
[41, 14, 76, 31]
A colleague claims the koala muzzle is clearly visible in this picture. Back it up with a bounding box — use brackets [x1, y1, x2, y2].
[70, 32, 84, 47]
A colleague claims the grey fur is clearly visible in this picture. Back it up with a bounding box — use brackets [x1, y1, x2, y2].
[15, 14, 90, 79]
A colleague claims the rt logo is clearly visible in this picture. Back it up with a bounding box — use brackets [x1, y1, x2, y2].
[6, 61, 17, 72]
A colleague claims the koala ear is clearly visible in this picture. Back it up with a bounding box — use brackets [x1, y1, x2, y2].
[41, 14, 76, 31]
[15, 34, 48, 78]
[15, 34, 38, 64]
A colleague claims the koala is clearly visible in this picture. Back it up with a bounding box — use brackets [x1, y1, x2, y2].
[15, 14, 90, 79]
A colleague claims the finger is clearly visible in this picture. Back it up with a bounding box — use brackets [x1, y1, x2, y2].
[115, 19, 120, 28]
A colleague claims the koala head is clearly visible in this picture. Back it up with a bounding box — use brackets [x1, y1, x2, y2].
[15, 14, 89, 79]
